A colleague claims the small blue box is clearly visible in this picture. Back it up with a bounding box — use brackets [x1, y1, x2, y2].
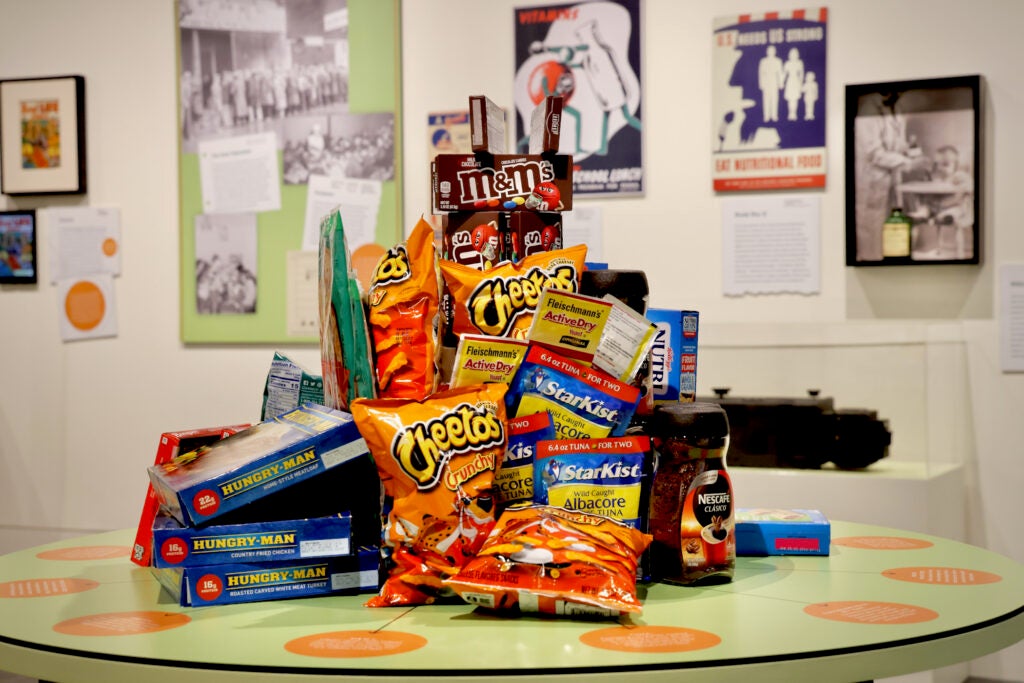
[735, 508, 831, 556]
[647, 309, 699, 403]
[151, 513, 352, 568]
[151, 547, 381, 607]
[147, 404, 369, 527]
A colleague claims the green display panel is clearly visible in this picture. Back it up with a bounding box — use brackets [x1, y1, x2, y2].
[178, 0, 402, 343]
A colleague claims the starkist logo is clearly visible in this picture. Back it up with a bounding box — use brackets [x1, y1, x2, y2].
[391, 403, 503, 489]
[467, 264, 577, 336]
[540, 381, 620, 422]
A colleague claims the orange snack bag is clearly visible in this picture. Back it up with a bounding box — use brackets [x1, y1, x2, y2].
[445, 504, 652, 616]
[368, 219, 439, 399]
[440, 244, 587, 340]
[350, 384, 507, 606]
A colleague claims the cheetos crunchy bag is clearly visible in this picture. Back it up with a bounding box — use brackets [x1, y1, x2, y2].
[445, 504, 652, 616]
[440, 244, 587, 340]
[351, 383, 507, 606]
[367, 219, 439, 399]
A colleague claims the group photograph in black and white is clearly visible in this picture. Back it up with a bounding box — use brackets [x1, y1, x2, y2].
[179, 0, 350, 153]
[194, 212, 258, 315]
[281, 111, 394, 185]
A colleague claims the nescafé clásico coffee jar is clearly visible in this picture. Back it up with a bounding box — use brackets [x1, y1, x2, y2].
[648, 402, 734, 584]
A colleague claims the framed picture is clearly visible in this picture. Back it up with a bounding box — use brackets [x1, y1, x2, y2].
[0, 209, 37, 284]
[845, 75, 981, 266]
[0, 75, 86, 195]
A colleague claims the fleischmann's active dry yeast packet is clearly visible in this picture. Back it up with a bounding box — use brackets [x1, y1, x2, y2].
[350, 384, 507, 606]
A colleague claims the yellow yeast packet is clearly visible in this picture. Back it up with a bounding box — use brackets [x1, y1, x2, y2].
[450, 334, 529, 388]
[527, 289, 611, 365]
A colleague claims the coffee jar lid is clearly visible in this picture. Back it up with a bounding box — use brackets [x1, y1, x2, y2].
[652, 402, 730, 443]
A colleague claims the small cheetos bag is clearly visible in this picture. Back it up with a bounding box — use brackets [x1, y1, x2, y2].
[351, 383, 507, 606]
[367, 218, 439, 399]
[440, 244, 587, 340]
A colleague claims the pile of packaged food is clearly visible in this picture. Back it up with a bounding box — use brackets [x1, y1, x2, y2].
[132, 94, 744, 617]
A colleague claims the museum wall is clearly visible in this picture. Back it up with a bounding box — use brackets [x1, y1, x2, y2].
[0, 0, 1021, 677]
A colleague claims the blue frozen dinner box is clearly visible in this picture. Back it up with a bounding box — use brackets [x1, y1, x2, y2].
[150, 547, 380, 607]
[147, 404, 369, 527]
[735, 508, 831, 556]
[151, 513, 352, 568]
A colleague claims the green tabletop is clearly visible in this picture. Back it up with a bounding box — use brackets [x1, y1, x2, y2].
[1, 522, 1022, 683]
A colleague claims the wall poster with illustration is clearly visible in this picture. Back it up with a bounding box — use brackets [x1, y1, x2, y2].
[712, 9, 828, 192]
[513, 0, 643, 197]
[845, 75, 981, 266]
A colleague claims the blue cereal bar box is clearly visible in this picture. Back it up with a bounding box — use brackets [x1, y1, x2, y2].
[148, 404, 369, 527]
[150, 547, 381, 607]
[646, 309, 699, 403]
[151, 513, 352, 568]
[735, 508, 831, 556]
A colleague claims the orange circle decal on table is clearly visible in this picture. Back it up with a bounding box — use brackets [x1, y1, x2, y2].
[351, 243, 387, 292]
[37, 546, 130, 561]
[53, 611, 191, 636]
[833, 536, 934, 550]
[64, 280, 106, 331]
[883, 566, 1002, 585]
[1, 578, 99, 598]
[285, 630, 427, 658]
[805, 601, 939, 624]
[580, 625, 722, 653]
[101, 237, 118, 257]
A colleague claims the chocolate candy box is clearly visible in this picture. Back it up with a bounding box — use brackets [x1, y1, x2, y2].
[432, 154, 573, 213]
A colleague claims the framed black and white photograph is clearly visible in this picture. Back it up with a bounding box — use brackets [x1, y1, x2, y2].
[846, 75, 981, 266]
[0, 75, 86, 195]
[179, 0, 350, 155]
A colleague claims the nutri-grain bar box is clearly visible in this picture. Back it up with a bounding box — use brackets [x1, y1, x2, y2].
[432, 154, 572, 213]
[147, 404, 368, 528]
[150, 547, 380, 607]
[151, 512, 352, 568]
[646, 309, 699, 403]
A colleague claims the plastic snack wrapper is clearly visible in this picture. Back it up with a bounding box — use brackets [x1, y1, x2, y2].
[318, 209, 376, 410]
[261, 352, 324, 420]
[444, 504, 652, 616]
[440, 244, 587, 340]
[350, 384, 508, 606]
[367, 219, 439, 399]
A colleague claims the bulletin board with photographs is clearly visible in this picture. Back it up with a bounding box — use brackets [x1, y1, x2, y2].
[845, 75, 981, 266]
[177, 0, 402, 343]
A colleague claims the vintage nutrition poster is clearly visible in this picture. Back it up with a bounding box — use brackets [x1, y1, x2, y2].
[514, 0, 643, 196]
[427, 111, 472, 158]
[712, 8, 828, 191]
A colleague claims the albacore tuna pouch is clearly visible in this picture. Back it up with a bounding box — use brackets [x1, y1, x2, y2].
[533, 436, 648, 528]
[507, 345, 640, 439]
[495, 412, 555, 509]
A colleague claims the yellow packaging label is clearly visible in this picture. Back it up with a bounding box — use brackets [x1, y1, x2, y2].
[450, 334, 529, 388]
[516, 394, 612, 440]
[495, 464, 533, 503]
[528, 290, 611, 364]
[544, 484, 642, 522]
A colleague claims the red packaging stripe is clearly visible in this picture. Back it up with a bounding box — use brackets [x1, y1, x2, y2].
[526, 346, 640, 403]
[508, 412, 555, 435]
[536, 436, 650, 460]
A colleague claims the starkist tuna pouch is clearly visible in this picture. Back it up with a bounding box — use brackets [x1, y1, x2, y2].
[534, 436, 649, 528]
[508, 346, 641, 439]
[350, 384, 507, 606]
[495, 412, 555, 509]
[367, 219, 439, 399]
[440, 243, 587, 340]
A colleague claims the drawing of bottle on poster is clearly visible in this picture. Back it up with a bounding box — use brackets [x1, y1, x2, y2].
[513, 0, 643, 196]
[712, 8, 828, 192]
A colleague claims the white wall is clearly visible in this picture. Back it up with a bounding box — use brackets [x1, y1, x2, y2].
[0, 0, 1020, 678]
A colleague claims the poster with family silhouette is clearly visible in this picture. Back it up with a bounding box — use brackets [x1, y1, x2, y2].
[712, 9, 827, 192]
[513, 0, 643, 196]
